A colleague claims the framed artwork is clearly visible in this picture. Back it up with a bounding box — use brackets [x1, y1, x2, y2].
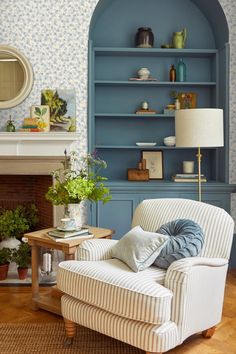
[177, 92, 197, 109]
[141, 150, 164, 180]
[30, 105, 50, 132]
[41, 89, 76, 132]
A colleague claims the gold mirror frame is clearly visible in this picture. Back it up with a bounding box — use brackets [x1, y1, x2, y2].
[0, 45, 33, 109]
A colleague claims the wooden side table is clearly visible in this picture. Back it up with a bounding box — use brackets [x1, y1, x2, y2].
[25, 226, 113, 315]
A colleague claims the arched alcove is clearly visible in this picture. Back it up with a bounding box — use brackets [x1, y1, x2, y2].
[89, 0, 228, 48]
[88, 0, 232, 238]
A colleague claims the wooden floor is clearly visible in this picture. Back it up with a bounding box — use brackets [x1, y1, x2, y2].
[0, 270, 236, 353]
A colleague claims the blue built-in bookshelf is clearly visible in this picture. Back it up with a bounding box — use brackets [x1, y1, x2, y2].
[88, 0, 235, 238]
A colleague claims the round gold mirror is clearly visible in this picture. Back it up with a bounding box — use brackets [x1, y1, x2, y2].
[0, 45, 33, 109]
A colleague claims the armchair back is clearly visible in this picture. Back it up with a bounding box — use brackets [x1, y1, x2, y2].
[132, 198, 234, 259]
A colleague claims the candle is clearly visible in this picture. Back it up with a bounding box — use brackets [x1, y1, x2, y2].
[43, 252, 51, 273]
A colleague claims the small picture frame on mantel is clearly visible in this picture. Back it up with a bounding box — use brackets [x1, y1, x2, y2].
[141, 150, 164, 180]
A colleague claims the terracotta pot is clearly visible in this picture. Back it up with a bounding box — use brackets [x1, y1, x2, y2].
[0, 263, 9, 280]
[17, 267, 28, 280]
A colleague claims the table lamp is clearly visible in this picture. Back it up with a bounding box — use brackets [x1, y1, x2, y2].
[175, 108, 224, 202]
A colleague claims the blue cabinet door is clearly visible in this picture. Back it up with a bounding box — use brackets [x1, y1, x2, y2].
[91, 195, 138, 239]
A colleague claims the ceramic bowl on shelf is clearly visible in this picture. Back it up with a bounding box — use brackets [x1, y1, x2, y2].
[163, 136, 176, 146]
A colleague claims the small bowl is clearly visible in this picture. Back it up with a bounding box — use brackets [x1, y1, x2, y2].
[164, 136, 176, 146]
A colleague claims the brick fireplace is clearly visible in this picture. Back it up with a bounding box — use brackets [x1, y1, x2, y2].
[0, 132, 78, 228]
[0, 175, 53, 229]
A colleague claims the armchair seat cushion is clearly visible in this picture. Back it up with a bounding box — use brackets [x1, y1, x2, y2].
[57, 259, 172, 324]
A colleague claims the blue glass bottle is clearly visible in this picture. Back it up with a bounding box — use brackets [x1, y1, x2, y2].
[176, 58, 186, 82]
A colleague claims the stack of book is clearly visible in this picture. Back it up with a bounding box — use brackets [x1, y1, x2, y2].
[19, 118, 44, 132]
[172, 173, 207, 182]
[46, 228, 93, 242]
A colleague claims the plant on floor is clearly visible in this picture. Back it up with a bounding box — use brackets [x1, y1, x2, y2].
[12, 242, 31, 280]
[45, 150, 111, 207]
[0, 247, 12, 280]
[0, 204, 38, 241]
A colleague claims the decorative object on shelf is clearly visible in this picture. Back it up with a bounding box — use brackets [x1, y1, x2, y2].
[41, 89, 76, 132]
[137, 67, 150, 80]
[30, 105, 50, 132]
[176, 58, 186, 82]
[135, 27, 154, 48]
[136, 142, 157, 146]
[136, 101, 156, 114]
[172, 174, 207, 182]
[141, 150, 163, 179]
[19, 117, 44, 132]
[175, 109, 224, 201]
[169, 65, 176, 82]
[175, 98, 180, 110]
[172, 28, 187, 49]
[178, 92, 197, 109]
[161, 44, 173, 49]
[142, 100, 149, 110]
[183, 160, 195, 174]
[12, 242, 31, 280]
[163, 136, 176, 146]
[45, 150, 111, 227]
[0, 248, 12, 280]
[129, 77, 157, 81]
[6, 116, 15, 132]
[128, 158, 149, 181]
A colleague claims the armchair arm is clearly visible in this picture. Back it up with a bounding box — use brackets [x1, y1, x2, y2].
[165, 257, 228, 343]
[75, 238, 118, 261]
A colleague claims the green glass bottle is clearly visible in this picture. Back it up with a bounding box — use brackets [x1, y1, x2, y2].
[6, 116, 16, 132]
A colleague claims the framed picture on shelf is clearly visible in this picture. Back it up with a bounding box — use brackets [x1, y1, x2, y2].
[141, 150, 163, 180]
[177, 92, 197, 109]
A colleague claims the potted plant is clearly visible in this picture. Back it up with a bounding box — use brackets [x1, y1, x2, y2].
[45, 151, 111, 228]
[0, 204, 38, 249]
[0, 248, 12, 280]
[12, 242, 31, 280]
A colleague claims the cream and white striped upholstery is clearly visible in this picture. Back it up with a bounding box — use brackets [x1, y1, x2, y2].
[132, 198, 234, 259]
[59, 198, 234, 353]
[75, 238, 118, 261]
[61, 295, 179, 353]
[57, 259, 169, 323]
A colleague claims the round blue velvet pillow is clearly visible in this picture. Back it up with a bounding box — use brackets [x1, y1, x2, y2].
[153, 219, 204, 269]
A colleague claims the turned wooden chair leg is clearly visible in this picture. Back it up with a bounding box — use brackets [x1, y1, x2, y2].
[202, 326, 216, 338]
[64, 318, 76, 347]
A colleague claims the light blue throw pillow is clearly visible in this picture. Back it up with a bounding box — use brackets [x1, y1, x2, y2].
[153, 219, 204, 269]
[111, 225, 169, 272]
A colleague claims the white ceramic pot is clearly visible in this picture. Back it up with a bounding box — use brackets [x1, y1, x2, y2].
[0, 237, 21, 250]
[138, 67, 150, 80]
[67, 201, 88, 229]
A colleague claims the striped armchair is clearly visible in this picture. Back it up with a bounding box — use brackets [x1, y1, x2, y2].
[57, 198, 234, 353]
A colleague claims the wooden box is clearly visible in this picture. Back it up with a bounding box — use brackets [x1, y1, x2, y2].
[127, 169, 149, 181]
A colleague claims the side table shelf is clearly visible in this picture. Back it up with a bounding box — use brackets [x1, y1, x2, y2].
[25, 226, 113, 316]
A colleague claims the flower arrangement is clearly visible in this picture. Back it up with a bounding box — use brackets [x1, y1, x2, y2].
[45, 150, 111, 207]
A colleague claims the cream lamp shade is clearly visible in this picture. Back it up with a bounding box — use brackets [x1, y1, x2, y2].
[175, 108, 224, 148]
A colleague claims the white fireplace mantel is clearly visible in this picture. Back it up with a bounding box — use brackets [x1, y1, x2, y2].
[0, 132, 78, 156]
